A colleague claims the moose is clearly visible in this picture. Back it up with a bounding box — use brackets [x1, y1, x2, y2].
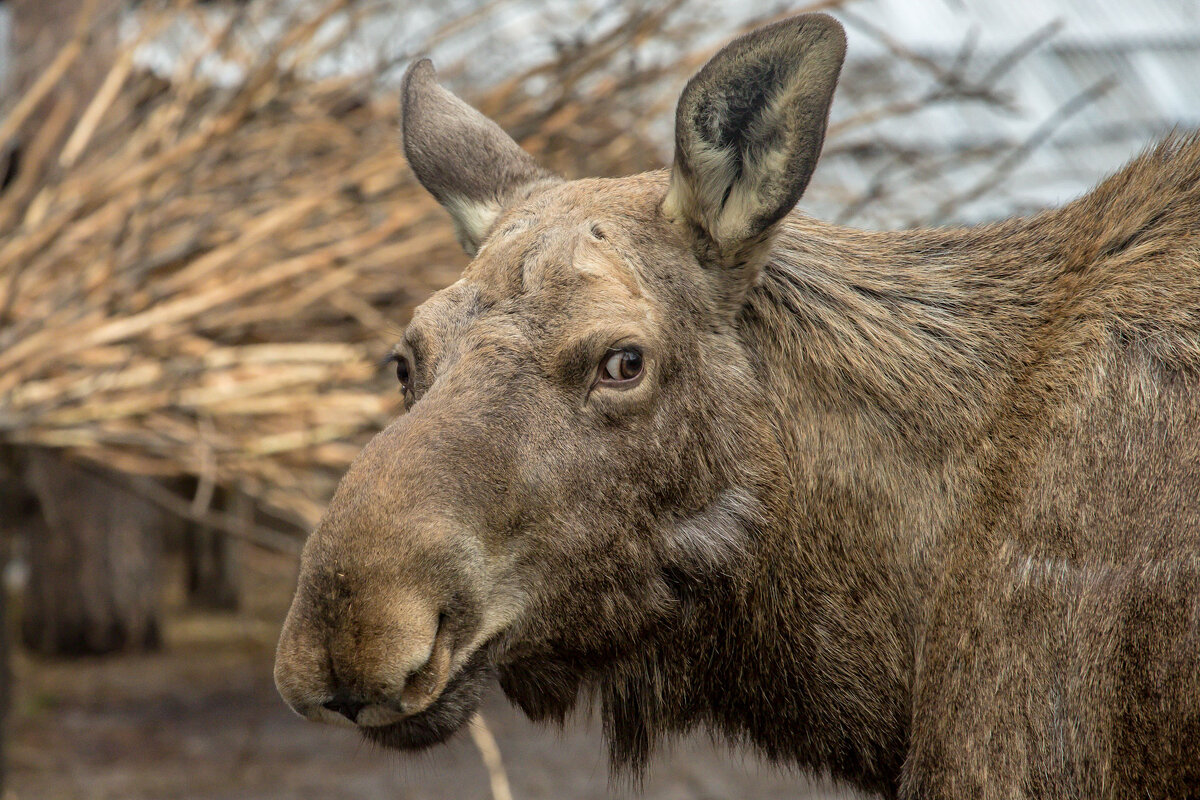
[275, 13, 1200, 798]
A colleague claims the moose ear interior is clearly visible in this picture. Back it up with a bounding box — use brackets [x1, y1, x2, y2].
[401, 60, 559, 255]
[663, 13, 846, 271]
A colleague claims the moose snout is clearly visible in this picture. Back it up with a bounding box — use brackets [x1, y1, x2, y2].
[274, 580, 455, 729]
[274, 406, 509, 735]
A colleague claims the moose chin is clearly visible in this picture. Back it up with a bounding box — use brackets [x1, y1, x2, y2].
[358, 649, 495, 751]
[275, 12, 1200, 799]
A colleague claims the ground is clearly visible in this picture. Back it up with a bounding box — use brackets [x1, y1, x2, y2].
[9, 546, 854, 800]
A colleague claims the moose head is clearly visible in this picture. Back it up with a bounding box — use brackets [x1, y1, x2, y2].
[275, 12, 846, 755]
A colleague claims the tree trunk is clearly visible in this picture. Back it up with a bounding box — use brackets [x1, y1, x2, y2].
[184, 488, 242, 611]
[21, 450, 162, 656]
[0, 451, 25, 797]
[0, 567, 8, 794]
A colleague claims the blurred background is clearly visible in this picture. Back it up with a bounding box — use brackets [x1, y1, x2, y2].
[0, 0, 1197, 798]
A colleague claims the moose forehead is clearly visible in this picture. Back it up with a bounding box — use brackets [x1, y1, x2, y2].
[407, 176, 665, 345]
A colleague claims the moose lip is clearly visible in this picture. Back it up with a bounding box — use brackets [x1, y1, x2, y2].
[359, 650, 495, 751]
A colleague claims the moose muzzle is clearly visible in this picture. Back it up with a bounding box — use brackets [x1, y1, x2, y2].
[275, 570, 452, 728]
[274, 400, 511, 746]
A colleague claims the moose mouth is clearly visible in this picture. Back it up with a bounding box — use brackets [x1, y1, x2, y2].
[358, 649, 495, 751]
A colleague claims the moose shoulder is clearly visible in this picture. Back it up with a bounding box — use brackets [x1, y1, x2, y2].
[275, 13, 1200, 799]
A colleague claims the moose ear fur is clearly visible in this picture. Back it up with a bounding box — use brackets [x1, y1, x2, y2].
[401, 60, 559, 255]
[663, 14, 846, 272]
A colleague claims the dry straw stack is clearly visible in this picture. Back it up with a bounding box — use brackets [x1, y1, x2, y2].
[0, 0, 737, 544]
[1, 0, 1046, 549]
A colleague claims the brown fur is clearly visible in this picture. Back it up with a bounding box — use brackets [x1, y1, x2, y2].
[276, 14, 1200, 798]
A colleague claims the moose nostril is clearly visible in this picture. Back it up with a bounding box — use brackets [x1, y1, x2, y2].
[323, 693, 367, 723]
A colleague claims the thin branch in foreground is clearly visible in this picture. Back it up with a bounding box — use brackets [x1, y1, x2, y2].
[469, 714, 515, 800]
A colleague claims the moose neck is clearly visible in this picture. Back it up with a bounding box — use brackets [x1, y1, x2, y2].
[521, 209, 1072, 793]
[687, 213, 1056, 794]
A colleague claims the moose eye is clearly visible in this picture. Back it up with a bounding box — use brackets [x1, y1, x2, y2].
[600, 348, 643, 386]
[392, 355, 411, 391]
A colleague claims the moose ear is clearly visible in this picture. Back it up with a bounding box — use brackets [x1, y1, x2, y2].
[401, 60, 558, 255]
[663, 14, 845, 270]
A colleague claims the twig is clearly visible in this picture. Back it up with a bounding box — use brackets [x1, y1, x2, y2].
[469, 714, 514, 800]
[115, 470, 303, 555]
[923, 77, 1114, 226]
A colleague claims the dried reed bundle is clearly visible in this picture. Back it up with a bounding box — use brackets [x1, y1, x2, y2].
[0, 0, 745, 539]
[0, 0, 1062, 546]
